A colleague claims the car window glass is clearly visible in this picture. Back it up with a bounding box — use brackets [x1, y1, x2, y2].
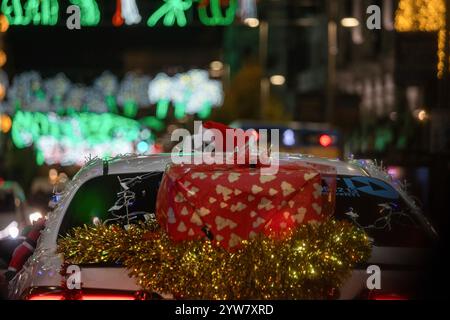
[333, 175, 431, 247]
[58, 172, 163, 236]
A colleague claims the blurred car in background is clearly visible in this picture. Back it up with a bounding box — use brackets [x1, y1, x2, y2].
[0, 179, 44, 269]
[0, 179, 27, 241]
[230, 121, 342, 159]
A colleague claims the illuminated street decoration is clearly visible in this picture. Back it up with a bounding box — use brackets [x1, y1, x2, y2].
[69, 0, 100, 26]
[121, 0, 141, 25]
[94, 71, 119, 113]
[148, 73, 172, 119]
[238, 0, 257, 21]
[395, 0, 447, 78]
[147, 0, 192, 27]
[1, 70, 223, 121]
[1, 0, 59, 25]
[0, 113, 12, 133]
[1, 0, 245, 27]
[11, 111, 152, 166]
[113, 0, 141, 26]
[198, 0, 237, 26]
[0, 13, 9, 31]
[117, 73, 151, 118]
[148, 70, 223, 119]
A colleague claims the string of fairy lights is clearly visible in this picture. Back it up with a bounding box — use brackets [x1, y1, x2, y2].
[395, 0, 448, 78]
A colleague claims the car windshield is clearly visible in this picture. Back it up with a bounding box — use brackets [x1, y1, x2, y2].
[59, 172, 431, 248]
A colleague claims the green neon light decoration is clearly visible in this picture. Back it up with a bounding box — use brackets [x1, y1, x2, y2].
[1, 0, 24, 25]
[69, 0, 100, 26]
[139, 116, 165, 131]
[198, 0, 237, 26]
[1, 0, 59, 25]
[36, 150, 45, 166]
[174, 102, 186, 119]
[106, 95, 118, 113]
[123, 100, 138, 118]
[156, 100, 170, 119]
[11, 111, 149, 165]
[147, 0, 192, 27]
[1, 0, 239, 27]
[197, 103, 211, 119]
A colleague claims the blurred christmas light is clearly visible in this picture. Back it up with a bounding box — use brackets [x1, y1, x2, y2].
[147, 0, 193, 27]
[0, 113, 12, 133]
[2, 70, 222, 122]
[319, 134, 332, 147]
[269, 74, 285, 86]
[341, 17, 359, 28]
[136, 140, 149, 153]
[383, 0, 394, 31]
[11, 111, 151, 166]
[48, 168, 58, 183]
[112, 0, 125, 26]
[414, 109, 428, 121]
[0, 84, 6, 101]
[238, 0, 257, 21]
[198, 0, 237, 26]
[0, 13, 9, 32]
[389, 111, 398, 121]
[1, 0, 59, 25]
[210, 60, 224, 71]
[112, 0, 141, 26]
[148, 69, 223, 119]
[69, 0, 100, 26]
[283, 129, 295, 146]
[0, 50, 7, 67]
[121, 0, 141, 25]
[0, 0, 243, 28]
[395, 0, 446, 77]
[244, 17, 259, 27]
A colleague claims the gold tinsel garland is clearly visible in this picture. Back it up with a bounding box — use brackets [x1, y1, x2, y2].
[57, 219, 371, 299]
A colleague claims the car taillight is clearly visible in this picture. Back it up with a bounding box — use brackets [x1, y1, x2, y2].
[26, 288, 136, 300]
[28, 294, 135, 300]
[368, 292, 408, 300]
[28, 294, 64, 300]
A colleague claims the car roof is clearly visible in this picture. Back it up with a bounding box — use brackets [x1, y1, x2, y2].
[71, 153, 370, 185]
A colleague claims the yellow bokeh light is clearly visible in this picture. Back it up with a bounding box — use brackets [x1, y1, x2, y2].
[0, 50, 7, 68]
[0, 14, 9, 33]
[0, 84, 5, 100]
[395, 0, 447, 78]
[0, 114, 12, 133]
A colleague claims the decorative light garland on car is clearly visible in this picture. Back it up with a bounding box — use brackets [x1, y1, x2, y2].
[58, 218, 371, 299]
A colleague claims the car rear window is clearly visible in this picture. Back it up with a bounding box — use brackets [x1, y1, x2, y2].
[58, 172, 163, 236]
[333, 175, 433, 247]
[59, 172, 432, 248]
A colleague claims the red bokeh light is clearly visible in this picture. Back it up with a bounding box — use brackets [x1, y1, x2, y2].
[319, 134, 332, 147]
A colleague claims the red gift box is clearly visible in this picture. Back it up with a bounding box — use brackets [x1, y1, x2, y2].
[156, 161, 331, 250]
